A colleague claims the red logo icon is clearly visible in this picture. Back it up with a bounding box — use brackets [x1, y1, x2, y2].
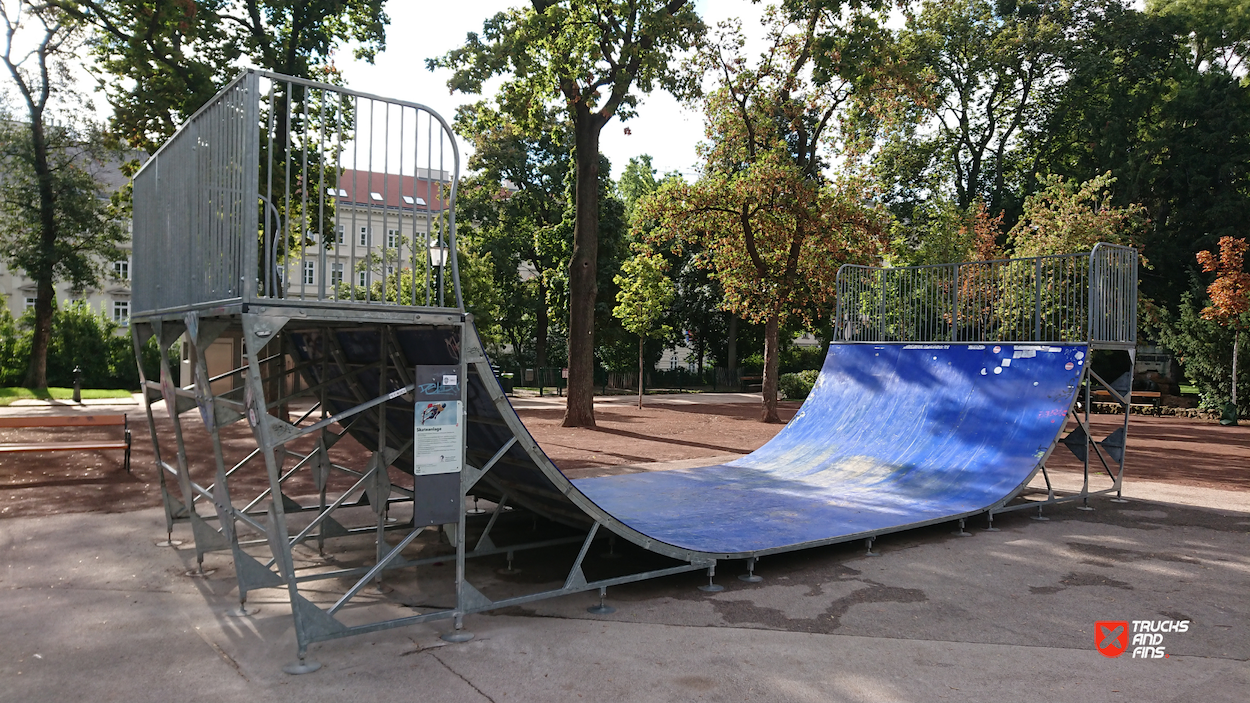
[1096, 621, 1129, 657]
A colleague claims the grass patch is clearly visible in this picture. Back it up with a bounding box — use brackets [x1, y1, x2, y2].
[1179, 384, 1200, 396]
[0, 387, 134, 406]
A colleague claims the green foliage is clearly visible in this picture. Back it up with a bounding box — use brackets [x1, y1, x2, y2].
[1157, 292, 1250, 414]
[67, 0, 390, 152]
[0, 301, 142, 390]
[871, 0, 1070, 217]
[778, 369, 820, 400]
[0, 120, 129, 294]
[612, 249, 675, 341]
[429, 2, 704, 125]
[1031, 0, 1250, 309]
[1007, 172, 1146, 257]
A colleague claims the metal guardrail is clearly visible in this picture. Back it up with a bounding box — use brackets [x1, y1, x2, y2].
[835, 244, 1137, 347]
[132, 69, 462, 317]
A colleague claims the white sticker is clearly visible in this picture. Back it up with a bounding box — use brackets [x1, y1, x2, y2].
[442, 374, 458, 386]
[969, 345, 986, 350]
[993, 346, 1002, 354]
[1075, 351, 1085, 360]
[994, 367, 1003, 374]
[1013, 349, 1036, 359]
[981, 368, 987, 376]
[1002, 358, 1012, 367]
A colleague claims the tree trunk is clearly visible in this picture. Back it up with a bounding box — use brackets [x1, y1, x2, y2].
[638, 335, 645, 409]
[1234, 332, 1240, 411]
[761, 314, 781, 423]
[535, 278, 549, 369]
[562, 109, 603, 428]
[22, 113, 58, 390]
[23, 277, 55, 388]
[727, 314, 738, 377]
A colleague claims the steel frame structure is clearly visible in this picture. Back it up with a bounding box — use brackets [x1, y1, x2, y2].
[835, 245, 1140, 523]
[130, 71, 703, 673]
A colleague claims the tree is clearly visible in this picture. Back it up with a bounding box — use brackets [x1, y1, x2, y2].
[455, 101, 572, 368]
[1030, 0, 1250, 309]
[644, 7, 891, 422]
[646, 155, 888, 421]
[60, 0, 390, 152]
[0, 2, 128, 389]
[432, 0, 705, 428]
[1006, 172, 1145, 257]
[1196, 237, 1250, 423]
[612, 248, 675, 408]
[875, 0, 1070, 227]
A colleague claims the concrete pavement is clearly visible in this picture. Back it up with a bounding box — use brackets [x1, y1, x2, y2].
[2, 478, 1246, 702]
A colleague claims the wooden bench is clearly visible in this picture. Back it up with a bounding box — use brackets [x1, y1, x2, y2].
[0, 414, 132, 474]
[740, 375, 763, 393]
[1093, 390, 1161, 406]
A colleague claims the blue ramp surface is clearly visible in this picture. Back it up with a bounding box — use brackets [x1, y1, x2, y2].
[570, 343, 1086, 555]
[289, 326, 1087, 561]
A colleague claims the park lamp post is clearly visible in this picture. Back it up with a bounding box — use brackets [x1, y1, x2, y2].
[429, 243, 449, 307]
[72, 365, 82, 403]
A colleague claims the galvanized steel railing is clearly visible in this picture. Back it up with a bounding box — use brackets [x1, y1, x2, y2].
[132, 69, 462, 317]
[835, 244, 1137, 347]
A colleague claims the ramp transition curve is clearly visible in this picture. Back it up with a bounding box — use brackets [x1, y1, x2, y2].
[289, 326, 1086, 562]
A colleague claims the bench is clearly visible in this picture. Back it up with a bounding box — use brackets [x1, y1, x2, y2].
[1093, 390, 1162, 406]
[0, 414, 132, 474]
[740, 375, 763, 393]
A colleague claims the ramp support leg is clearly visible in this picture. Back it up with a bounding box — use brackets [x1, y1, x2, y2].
[952, 519, 971, 537]
[587, 587, 616, 615]
[739, 557, 763, 583]
[865, 538, 879, 557]
[1031, 505, 1050, 521]
[441, 614, 474, 643]
[283, 646, 322, 675]
[984, 511, 999, 532]
[697, 564, 724, 593]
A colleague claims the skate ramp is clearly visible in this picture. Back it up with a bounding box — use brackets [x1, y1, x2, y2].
[289, 327, 1086, 560]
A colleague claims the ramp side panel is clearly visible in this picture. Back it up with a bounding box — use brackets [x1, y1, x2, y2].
[570, 344, 1086, 554]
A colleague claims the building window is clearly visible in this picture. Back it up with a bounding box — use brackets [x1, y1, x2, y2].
[387, 228, 400, 249]
[358, 271, 368, 288]
[335, 225, 345, 244]
[358, 226, 371, 247]
[113, 299, 130, 325]
[330, 262, 343, 286]
[303, 261, 316, 285]
[113, 260, 129, 281]
[24, 297, 36, 310]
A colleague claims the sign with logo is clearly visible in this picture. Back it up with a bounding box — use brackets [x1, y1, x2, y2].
[1095, 621, 1130, 658]
[413, 365, 463, 476]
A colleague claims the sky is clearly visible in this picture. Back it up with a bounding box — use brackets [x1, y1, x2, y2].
[335, 1, 769, 182]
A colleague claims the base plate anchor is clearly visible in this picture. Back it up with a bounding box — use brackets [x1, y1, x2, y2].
[738, 557, 763, 583]
[952, 518, 971, 537]
[697, 565, 724, 593]
[283, 657, 322, 675]
[441, 615, 475, 643]
[587, 587, 616, 615]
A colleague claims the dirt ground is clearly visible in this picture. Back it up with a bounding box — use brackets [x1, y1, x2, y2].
[0, 400, 1245, 520]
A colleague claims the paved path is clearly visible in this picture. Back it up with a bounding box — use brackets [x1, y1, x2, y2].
[1, 480, 1245, 702]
